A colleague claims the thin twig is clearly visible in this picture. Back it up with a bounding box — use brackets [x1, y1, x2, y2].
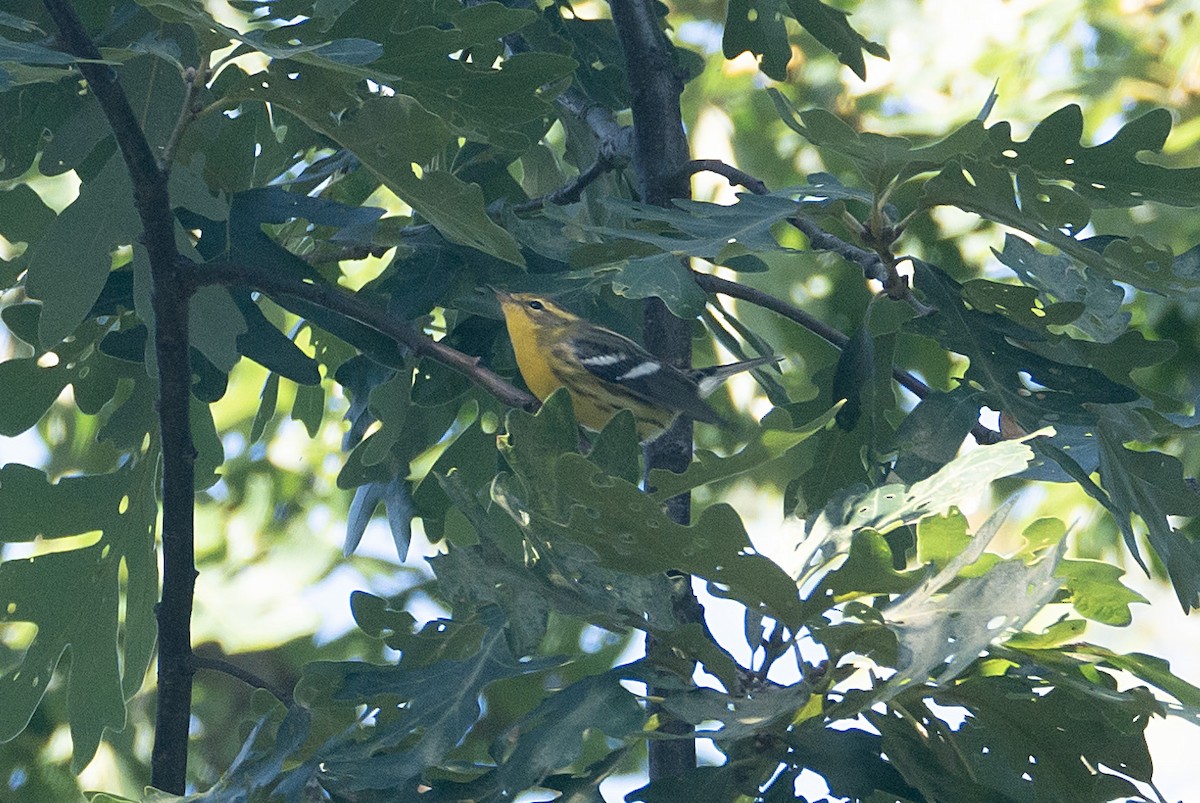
[554, 86, 631, 153]
[788, 213, 890, 284]
[683, 158, 935, 315]
[513, 156, 618, 214]
[681, 160, 997, 439]
[42, 0, 197, 793]
[302, 243, 392, 265]
[678, 159, 769, 195]
[159, 51, 210, 170]
[190, 259, 538, 412]
[193, 655, 291, 706]
[694, 272, 848, 348]
[693, 272, 1001, 444]
[680, 158, 889, 283]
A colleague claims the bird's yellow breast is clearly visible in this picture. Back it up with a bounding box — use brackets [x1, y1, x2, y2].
[499, 299, 562, 402]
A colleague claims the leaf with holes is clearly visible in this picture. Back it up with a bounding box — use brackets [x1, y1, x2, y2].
[905, 260, 1137, 430]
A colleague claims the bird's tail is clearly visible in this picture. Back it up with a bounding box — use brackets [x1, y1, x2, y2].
[691, 355, 783, 398]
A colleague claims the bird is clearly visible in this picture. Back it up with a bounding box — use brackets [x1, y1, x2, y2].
[494, 288, 780, 441]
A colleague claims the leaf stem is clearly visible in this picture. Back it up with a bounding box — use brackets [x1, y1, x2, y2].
[159, 51, 210, 170]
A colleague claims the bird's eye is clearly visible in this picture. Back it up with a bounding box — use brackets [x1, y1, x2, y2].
[528, 300, 544, 310]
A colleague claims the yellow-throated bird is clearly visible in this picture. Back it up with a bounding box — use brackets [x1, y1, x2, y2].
[494, 289, 779, 441]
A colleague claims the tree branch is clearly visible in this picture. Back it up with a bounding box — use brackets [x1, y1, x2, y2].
[678, 158, 1001, 440]
[42, 0, 198, 793]
[610, 0, 699, 780]
[192, 654, 291, 707]
[692, 272, 1001, 444]
[190, 260, 538, 412]
[476, 0, 633, 170]
[553, 85, 632, 159]
[512, 155, 620, 214]
[788, 213, 889, 284]
[679, 158, 887, 282]
[680, 158, 769, 195]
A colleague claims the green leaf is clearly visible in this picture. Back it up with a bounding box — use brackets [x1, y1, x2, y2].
[785, 725, 922, 801]
[136, 0, 381, 71]
[905, 260, 1137, 430]
[723, 0, 792, 81]
[471, 472, 681, 643]
[923, 159, 1186, 297]
[987, 103, 1200, 208]
[188, 286, 247, 373]
[480, 672, 641, 796]
[1014, 165, 1092, 235]
[783, 0, 887, 80]
[37, 96, 108, 178]
[0, 543, 127, 764]
[0, 184, 55, 286]
[25, 155, 139, 347]
[411, 408, 498, 541]
[991, 234, 1128, 342]
[396, 168, 525, 265]
[553, 453, 805, 627]
[593, 193, 802, 259]
[584, 409, 641, 486]
[1074, 647, 1200, 708]
[361, 372, 412, 466]
[498, 387, 580, 515]
[783, 332, 897, 516]
[879, 674, 1154, 801]
[832, 323, 872, 430]
[0, 358, 69, 436]
[0, 35, 75, 66]
[234, 295, 320, 386]
[339, 0, 574, 149]
[960, 278, 1085, 331]
[228, 68, 524, 265]
[1055, 559, 1147, 626]
[648, 405, 838, 501]
[290, 382, 325, 438]
[607, 252, 707, 319]
[1004, 616, 1088, 650]
[0, 67, 82, 180]
[0, 464, 127, 543]
[878, 507, 1065, 703]
[892, 387, 984, 483]
[821, 529, 922, 599]
[827, 437, 1035, 539]
[914, 510, 989, 572]
[1092, 414, 1200, 611]
[0, 462, 157, 771]
[797, 439, 1037, 596]
[191, 396, 224, 490]
[427, 511, 549, 657]
[0, 12, 43, 33]
[770, 90, 985, 190]
[531, 14, 629, 110]
[294, 609, 566, 794]
[659, 682, 817, 740]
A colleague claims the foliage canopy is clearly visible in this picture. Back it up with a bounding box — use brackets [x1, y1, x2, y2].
[2, 0, 1200, 801]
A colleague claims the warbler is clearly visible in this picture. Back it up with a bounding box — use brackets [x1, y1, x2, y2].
[494, 289, 780, 441]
